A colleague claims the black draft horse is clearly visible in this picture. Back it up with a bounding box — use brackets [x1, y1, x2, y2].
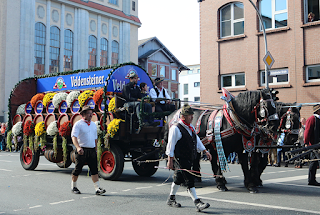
[250, 102, 301, 187]
[164, 89, 280, 193]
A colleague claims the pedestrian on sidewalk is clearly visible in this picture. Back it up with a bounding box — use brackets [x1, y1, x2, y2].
[70, 105, 106, 195]
[166, 104, 212, 212]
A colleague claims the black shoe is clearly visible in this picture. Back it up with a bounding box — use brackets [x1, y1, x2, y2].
[194, 199, 210, 212]
[308, 181, 320, 186]
[167, 195, 181, 208]
[95, 187, 106, 195]
[285, 163, 288, 167]
[71, 187, 81, 194]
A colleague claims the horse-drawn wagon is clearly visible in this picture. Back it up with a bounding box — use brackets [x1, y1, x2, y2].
[7, 63, 177, 180]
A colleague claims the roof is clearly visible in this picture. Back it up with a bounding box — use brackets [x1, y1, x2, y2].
[138, 37, 189, 71]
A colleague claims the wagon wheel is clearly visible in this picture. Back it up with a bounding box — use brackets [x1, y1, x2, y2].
[99, 144, 124, 180]
[56, 147, 73, 168]
[20, 146, 40, 170]
[132, 152, 159, 177]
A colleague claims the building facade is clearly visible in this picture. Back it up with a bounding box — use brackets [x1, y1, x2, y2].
[138, 37, 188, 99]
[179, 64, 201, 103]
[0, 0, 140, 121]
[199, 0, 320, 118]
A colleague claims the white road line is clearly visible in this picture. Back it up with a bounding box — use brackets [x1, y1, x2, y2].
[156, 184, 168, 187]
[228, 176, 241, 178]
[263, 175, 307, 184]
[49, 199, 74, 205]
[273, 182, 320, 189]
[82, 196, 96, 199]
[198, 196, 320, 214]
[39, 163, 57, 166]
[135, 186, 153, 190]
[36, 172, 50, 175]
[13, 208, 24, 212]
[23, 174, 31, 177]
[0, 169, 12, 171]
[0, 160, 12, 162]
[110, 192, 118, 194]
[123, 189, 131, 192]
[29, 205, 42, 209]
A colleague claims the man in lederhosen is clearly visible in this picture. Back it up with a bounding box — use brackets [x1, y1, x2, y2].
[166, 104, 212, 212]
[304, 104, 320, 186]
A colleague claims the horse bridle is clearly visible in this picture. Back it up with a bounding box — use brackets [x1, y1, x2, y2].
[278, 107, 299, 135]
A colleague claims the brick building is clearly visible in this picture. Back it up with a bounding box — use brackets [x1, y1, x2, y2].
[138, 37, 188, 99]
[199, 0, 320, 118]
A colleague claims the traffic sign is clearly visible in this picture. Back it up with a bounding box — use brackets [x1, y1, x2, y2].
[263, 51, 275, 70]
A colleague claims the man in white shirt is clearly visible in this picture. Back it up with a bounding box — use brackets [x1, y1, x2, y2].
[149, 77, 175, 112]
[166, 104, 212, 212]
[71, 105, 106, 195]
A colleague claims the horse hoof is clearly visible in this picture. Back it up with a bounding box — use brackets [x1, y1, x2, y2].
[248, 187, 259, 193]
[217, 185, 229, 191]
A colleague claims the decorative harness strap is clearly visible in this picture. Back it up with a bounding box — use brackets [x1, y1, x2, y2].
[195, 110, 209, 134]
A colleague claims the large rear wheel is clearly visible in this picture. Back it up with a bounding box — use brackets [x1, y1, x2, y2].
[99, 144, 124, 180]
[20, 147, 40, 170]
[132, 152, 159, 177]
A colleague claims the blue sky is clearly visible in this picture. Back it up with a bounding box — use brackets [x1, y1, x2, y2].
[138, 0, 200, 66]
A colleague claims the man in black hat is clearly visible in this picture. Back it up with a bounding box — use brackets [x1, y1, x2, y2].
[304, 104, 320, 186]
[70, 105, 106, 195]
[122, 71, 155, 126]
[150, 77, 175, 112]
[166, 104, 212, 212]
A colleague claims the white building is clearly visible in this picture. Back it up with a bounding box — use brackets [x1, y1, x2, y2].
[0, 0, 140, 121]
[179, 64, 200, 103]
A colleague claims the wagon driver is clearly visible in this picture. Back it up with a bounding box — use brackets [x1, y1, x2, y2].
[166, 104, 212, 212]
[71, 105, 106, 195]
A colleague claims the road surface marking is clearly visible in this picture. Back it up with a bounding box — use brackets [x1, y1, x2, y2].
[13, 208, 24, 212]
[135, 186, 153, 190]
[273, 182, 320, 189]
[82, 196, 96, 199]
[123, 189, 131, 192]
[156, 184, 168, 186]
[29, 205, 42, 209]
[50, 199, 74, 205]
[0, 212, 5, 214]
[110, 192, 118, 194]
[0, 160, 12, 162]
[36, 172, 50, 175]
[0, 169, 12, 171]
[23, 174, 31, 177]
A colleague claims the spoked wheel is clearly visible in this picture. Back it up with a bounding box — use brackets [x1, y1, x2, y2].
[132, 152, 159, 177]
[56, 157, 72, 168]
[20, 147, 40, 170]
[99, 144, 124, 180]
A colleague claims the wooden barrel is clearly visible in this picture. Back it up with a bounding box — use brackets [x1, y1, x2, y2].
[57, 114, 70, 128]
[22, 114, 33, 126]
[70, 99, 80, 114]
[34, 100, 44, 115]
[33, 114, 44, 124]
[84, 97, 95, 110]
[70, 149, 76, 163]
[100, 112, 114, 130]
[25, 102, 33, 114]
[13, 114, 23, 125]
[70, 113, 82, 126]
[58, 100, 68, 114]
[44, 149, 63, 163]
[92, 112, 99, 122]
[44, 114, 58, 129]
[98, 98, 109, 113]
[46, 101, 55, 114]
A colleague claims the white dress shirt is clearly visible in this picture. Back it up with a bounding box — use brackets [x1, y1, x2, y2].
[166, 119, 206, 157]
[150, 86, 171, 104]
[71, 119, 97, 148]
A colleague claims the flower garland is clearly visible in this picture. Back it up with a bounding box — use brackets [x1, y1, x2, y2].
[106, 119, 124, 139]
[66, 91, 80, 107]
[59, 121, 72, 162]
[95, 121, 103, 165]
[30, 93, 45, 108]
[108, 97, 116, 112]
[93, 88, 104, 104]
[78, 90, 94, 108]
[6, 130, 13, 152]
[16, 104, 26, 115]
[35, 121, 46, 150]
[12, 122, 22, 136]
[23, 120, 35, 152]
[43, 92, 56, 107]
[52, 92, 68, 109]
[46, 121, 59, 157]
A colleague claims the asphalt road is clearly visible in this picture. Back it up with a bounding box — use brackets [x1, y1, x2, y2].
[0, 151, 320, 215]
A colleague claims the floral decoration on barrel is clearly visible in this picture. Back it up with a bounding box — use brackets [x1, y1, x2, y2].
[52, 92, 68, 109]
[66, 91, 80, 107]
[46, 121, 59, 158]
[108, 97, 116, 113]
[93, 88, 104, 105]
[59, 121, 72, 162]
[78, 90, 94, 108]
[11, 122, 23, 151]
[30, 93, 45, 108]
[43, 92, 56, 107]
[35, 121, 46, 151]
[23, 120, 35, 152]
[16, 104, 26, 115]
[95, 121, 104, 165]
[104, 118, 124, 151]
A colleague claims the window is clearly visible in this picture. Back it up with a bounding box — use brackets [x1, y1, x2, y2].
[151, 64, 157, 76]
[194, 82, 200, 87]
[305, 0, 320, 22]
[50, 26, 60, 74]
[188, 70, 193, 74]
[220, 2, 244, 38]
[172, 92, 175, 99]
[132, 1, 136, 11]
[261, 69, 288, 85]
[197, 69, 200, 73]
[64, 30, 73, 72]
[260, 0, 287, 30]
[183, 98, 188, 102]
[34, 22, 46, 76]
[172, 69, 176, 80]
[100, 38, 108, 66]
[221, 73, 245, 88]
[88, 35, 97, 68]
[109, 0, 118, 5]
[184, 84, 188, 95]
[111, 40, 119, 65]
[306, 65, 320, 82]
[160, 66, 165, 77]
[194, 97, 200, 102]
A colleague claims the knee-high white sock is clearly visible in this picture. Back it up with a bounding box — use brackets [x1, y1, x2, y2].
[188, 187, 198, 201]
[94, 181, 100, 191]
[71, 181, 77, 189]
[169, 182, 180, 196]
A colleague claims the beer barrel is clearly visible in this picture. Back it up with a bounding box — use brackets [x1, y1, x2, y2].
[46, 101, 55, 114]
[25, 102, 33, 114]
[92, 112, 99, 122]
[71, 113, 82, 126]
[84, 97, 95, 110]
[100, 112, 114, 130]
[33, 114, 44, 124]
[22, 114, 33, 126]
[98, 98, 109, 113]
[44, 114, 58, 129]
[70, 99, 80, 114]
[58, 100, 68, 114]
[57, 114, 70, 128]
[70, 149, 76, 163]
[44, 149, 63, 163]
[34, 101, 44, 115]
[13, 114, 23, 125]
